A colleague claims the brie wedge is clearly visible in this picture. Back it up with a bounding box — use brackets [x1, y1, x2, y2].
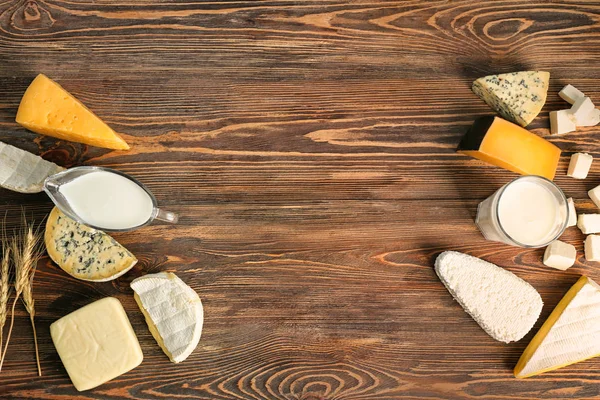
[515, 276, 600, 378]
[130, 272, 203, 363]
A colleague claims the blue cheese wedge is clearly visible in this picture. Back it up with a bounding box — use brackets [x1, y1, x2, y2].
[131, 272, 204, 363]
[472, 71, 550, 127]
[435, 251, 543, 343]
[45, 207, 137, 281]
[515, 276, 600, 378]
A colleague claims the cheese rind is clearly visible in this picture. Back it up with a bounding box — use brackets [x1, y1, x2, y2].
[550, 110, 576, 135]
[567, 153, 593, 179]
[457, 116, 561, 180]
[45, 207, 137, 281]
[472, 71, 549, 126]
[130, 272, 203, 363]
[543, 240, 576, 270]
[16, 74, 130, 150]
[435, 251, 542, 343]
[559, 84, 585, 104]
[515, 276, 600, 378]
[50, 297, 143, 391]
[567, 198, 577, 227]
[585, 235, 600, 262]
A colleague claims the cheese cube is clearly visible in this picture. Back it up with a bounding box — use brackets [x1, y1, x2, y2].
[567, 153, 593, 179]
[50, 297, 143, 391]
[577, 214, 600, 234]
[588, 185, 600, 209]
[585, 235, 600, 261]
[550, 110, 576, 135]
[543, 240, 576, 270]
[578, 108, 600, 127]
[567, 197, 577, 227]
[559, 84, 585, 104]
[571, 97, 596, 121]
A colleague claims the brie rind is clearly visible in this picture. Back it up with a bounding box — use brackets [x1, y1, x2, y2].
[131, 272, 203, 363]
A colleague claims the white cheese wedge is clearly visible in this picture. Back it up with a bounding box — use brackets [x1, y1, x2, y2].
[435, 251, 543, 343]
[543, 240, 576, 270]
[550, 109, 576, 135]
[515, 276, 600, 378]
[131, 272, 203, 363]
[578, 108, 600, 127]
[559, 84, 585, 104]
[50, 297, 143, 391]
[585, 235, 600, 262]
[567, 198, 577, 227]
[45, 207, 137, 281]
[571, 97, 596, 121]
[588, 185, 600, 209]
[577, 214, 600, 234]
[567, 153, 593, 179]
[472, 71, 550, 127]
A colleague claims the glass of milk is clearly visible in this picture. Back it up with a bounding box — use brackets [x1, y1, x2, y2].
[475, 175, 569, 248]
[44, 166, 179, 231]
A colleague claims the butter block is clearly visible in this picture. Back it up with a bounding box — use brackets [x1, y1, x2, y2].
[559, 84, 585, 104]
[550, 110, 576, 135]
[457, 116, 561, 180]
[585, 235, 600, 262]
[50, 297, 143, 391]
[567, 153, 593, 179]
[588, 185, 600, 209]
[543, 240, 576, 270]
[578, 214, 600, 234]
[571, 97, 596, 121]
[567, 198, 577, 227]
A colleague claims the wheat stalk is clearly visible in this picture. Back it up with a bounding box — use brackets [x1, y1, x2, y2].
[0, 237, 11, 356]
[0, 220, 42, 375]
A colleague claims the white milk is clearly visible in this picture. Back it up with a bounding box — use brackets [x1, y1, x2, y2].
[59, 170, 154, 230]
[497, 179, 562, 246]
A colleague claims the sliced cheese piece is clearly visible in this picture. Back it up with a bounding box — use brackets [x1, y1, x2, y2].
[567, 198, 577, 228]
[472, 71, 549, 127]
[515, 276, 600, 378]
[16, 74, 130, 150]
[457, 116, 561, 180]
[131, 272, 203, 363]
[50, 297, 143, 391]
[578, 108, 600, 127]
[567, 153, 593, 179]
[588, 185, 600, 209]
[550, 110, 576, 135]
[0, 141, 64, 193]
[577, 214, 600, 234]
[435, 251, 543, 343]
[559, 84, 585, 104]
[543, 240, 576, 270]
[571, 97, 596, 122]
[45, 207, 137, 281]
[585, 235, 600, 262]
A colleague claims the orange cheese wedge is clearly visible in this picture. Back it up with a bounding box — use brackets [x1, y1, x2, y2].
[16, 74, 130, 150]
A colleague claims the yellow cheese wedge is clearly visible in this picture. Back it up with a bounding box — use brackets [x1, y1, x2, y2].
[457, 116, 561, 180]
[514, 276, 600, 378]
[16, 74, 130, 150]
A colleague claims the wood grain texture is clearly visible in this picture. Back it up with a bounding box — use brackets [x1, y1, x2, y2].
[1, 0, 600, 398]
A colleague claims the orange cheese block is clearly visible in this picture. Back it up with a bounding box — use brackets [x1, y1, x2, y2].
[457, 116, 561, 180]
[16, 74, 129, 150]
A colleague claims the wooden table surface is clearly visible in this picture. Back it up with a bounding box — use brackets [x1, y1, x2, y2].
[1, 1, 600, 399]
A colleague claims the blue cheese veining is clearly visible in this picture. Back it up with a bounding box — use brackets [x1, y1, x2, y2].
[472, 71, 550, 127]
[45, 207, 137, 281]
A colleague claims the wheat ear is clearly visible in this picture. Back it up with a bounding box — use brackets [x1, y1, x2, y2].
[0, 239, 11, 357]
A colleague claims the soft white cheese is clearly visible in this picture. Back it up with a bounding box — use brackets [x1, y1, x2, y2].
[585, 235, 600, 262]
[571, 97, 596, 121]
[435, 251, 542, 343]
[131, 272, 204, 363]
[567, 153, 593, 179]
[567, 198, 577, 227]
[559, 84, 585, 104]
[550, 110, 576, 135]
[578, 214, 600, 234]
[543, 240, 576, 270]
[589, 185, 600, 209]
[578, 108, 600, 127]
